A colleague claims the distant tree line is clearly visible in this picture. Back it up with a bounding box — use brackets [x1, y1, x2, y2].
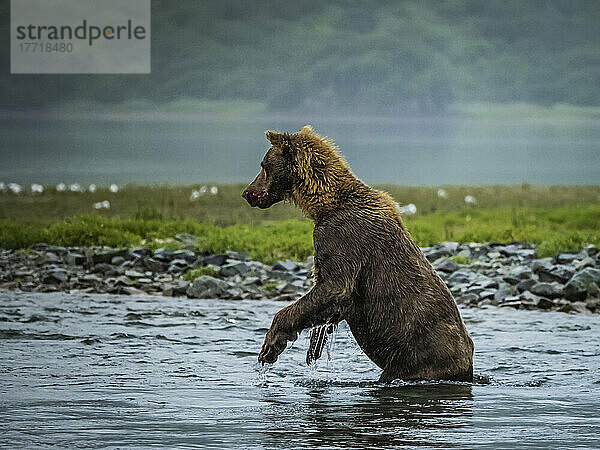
[1, 0, 599, 113]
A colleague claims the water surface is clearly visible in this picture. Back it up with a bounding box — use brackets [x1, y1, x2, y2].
[1, 290, 599, 448]
[2, 115, 599, 185]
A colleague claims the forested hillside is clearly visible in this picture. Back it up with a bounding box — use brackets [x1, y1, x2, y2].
[1, 0, 599, 112]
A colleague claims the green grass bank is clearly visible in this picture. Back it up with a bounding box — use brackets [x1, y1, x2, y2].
[1, 185, 598, 263]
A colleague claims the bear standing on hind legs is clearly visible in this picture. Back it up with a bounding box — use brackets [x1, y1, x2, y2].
[242, 126, 474, 382]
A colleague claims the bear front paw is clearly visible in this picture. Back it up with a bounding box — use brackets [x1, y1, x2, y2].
[258, 327, 297, 365]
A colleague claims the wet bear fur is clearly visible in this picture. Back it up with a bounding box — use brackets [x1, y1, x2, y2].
[243, 126, 474, 382]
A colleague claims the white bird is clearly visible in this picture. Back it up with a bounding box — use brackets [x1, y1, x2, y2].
[109, 184, 119, 193]
[464, 195, 476, 204]
[210, 186, 218, 195]
[88, 184, 97, 193]
[93, 200, 111, 209]
[190, 190, 200, 201]
[56, 183, 66, 192]
[0, 182, 6, 192]
[199, 185, 208, 195]
[70, 183, 83, 192]
[396, 203, 417, 215]
[437, 189, 448, 198]
[8, 183, 23, 194]
[31, 183, 44, 194]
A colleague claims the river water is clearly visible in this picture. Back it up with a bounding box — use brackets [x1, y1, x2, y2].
[0, 290, 599, 448]
[2, 115, 599, 185]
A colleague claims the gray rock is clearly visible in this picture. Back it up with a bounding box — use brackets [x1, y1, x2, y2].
[499, 299, 522, 309]
[131, 248, 153, 259]
[92, 263, 117, 274]
[516, 278, 537, 293]
[425, 248, 452, 262]
[531, 258, 554, 274]
[186, 276, 230, 298]
[456, 293, 479, 305]
[447, 270, 475, 284]
[242, 276, 262, 286]
[555, 252, 581, 264]
[494, 284, 516, 303]
[226, 251, 249, 261]
[203, 254, 229, 266]
[517, 249, 536, 259]
[124, 269, 145, 278]
[143, 257, 166, 273]
[305, 256, 314, 271]
[272, 259, 299, 272]
[512, 266, 533, 280]
[173, 250, 197, 263]
[497, 245, 522, 258]
[220, 262, 250, 277]
[479, 278, 500, 289]
[479, 290, 496, 300]
[584, 244, 598, 257]
[267, 269, 298, 282]
[280, 280, 305, 294]
[456, 248, 471, 259]
[43, 269, 68, 284]
[43, 252, 62, 264]
[81, 274, 103, 283]
[530, 282, 563, 299]
[439, 241, 459, 253]
[112, 275, 134, 286]
[538, 265, 574, 284]
[536, 297, 555, 310]
[469, 244, 492, 259]
[574, 257, 596, 271]
[162, 280, 190, 296]
[585, 296, 600, 312]
[570, 302, 590, 314]
[588, 282, 599, 298]
[111, 256, 125, 265]
[122, 286, 146, 295]
[92, 248, 129, 264]
[65, 252, 85, 265]
[564, 268, 600, 302]
[168, 259, 189, 273]
[434, 258, 459, 273]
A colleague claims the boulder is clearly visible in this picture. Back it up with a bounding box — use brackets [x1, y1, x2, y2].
[424, 248, 452, 262]
[220, 261, 250, 277]
[530, 282, 563, 299]
[272, 260, 300, 272]
[186, 276, 230, 298]
[574, 257, 596, 271]
[564, 268, 600, 302]
[203, 254, 229, 266]
[456, 293, 479, 305]
[434, 258, 459, 273]
[516, 278, 537, 293]
[538, 264, 574, 284]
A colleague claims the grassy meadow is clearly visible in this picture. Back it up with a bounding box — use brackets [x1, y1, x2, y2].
[1, 184, 599, 263]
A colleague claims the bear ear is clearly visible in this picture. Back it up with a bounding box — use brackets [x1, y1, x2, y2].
[266, 130, 284, 146]
[266, 130, 294, 155]
[298, 125, 313, 135]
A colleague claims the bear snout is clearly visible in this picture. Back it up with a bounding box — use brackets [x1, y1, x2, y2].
[242, 189, 268, 207]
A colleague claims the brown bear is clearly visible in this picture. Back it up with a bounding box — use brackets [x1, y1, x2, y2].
[242, 126, 474, 382]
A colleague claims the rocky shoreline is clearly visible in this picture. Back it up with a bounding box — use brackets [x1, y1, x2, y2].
[1, 237, 599, 313]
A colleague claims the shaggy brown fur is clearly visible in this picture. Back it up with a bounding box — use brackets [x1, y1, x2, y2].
[242, 126, 474, 382]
